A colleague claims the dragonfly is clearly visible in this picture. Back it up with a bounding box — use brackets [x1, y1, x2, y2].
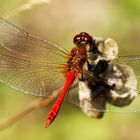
[0, 17, 140, 128]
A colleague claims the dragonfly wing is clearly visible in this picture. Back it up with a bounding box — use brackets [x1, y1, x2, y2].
[68, 82, 140, 113]
[67, 75, 140, 114]
[0, 17, 68, 97]
[66, 79, 80, 106]
[0, 17, 68, 63]
[67, 55, 140, 114]
[106, 93, 140, 112]
[98, 76, 140, 112]
[0, 53, 66, 97]
[113, 55, 140, 79]
[98, 61, 140, 112]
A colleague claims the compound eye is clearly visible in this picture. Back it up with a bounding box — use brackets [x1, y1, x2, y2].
[73, 34, 81, 44]
[73, 32, 94, 45]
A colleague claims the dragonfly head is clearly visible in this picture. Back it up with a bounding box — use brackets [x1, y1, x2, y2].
[73, 32, 94, 47]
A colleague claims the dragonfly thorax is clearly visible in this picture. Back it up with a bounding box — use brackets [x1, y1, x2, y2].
[66, 46, 87, 76]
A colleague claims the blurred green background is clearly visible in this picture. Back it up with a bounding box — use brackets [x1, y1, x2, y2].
[0, 0, 140, 140]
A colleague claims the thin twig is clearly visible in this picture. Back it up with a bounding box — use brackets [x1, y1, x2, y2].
[4, 0, 50, 18]
[0, 88, 61, 130]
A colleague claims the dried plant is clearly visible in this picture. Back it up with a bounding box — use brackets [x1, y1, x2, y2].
[4, 0, 50, 18]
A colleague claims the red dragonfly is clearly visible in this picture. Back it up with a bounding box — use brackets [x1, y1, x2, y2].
[0, 17, 140, 127]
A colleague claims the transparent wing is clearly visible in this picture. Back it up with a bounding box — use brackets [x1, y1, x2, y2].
[106, 95, 140, 112]
[0, 17, 68, 62]
[106, 86, 140, 112]
[0, 17, 68, 97]
[113, 55, 140, 78]
[67, 55, 140, 113]
[67, 75, 140, 113]
[66, 79, 80, 106]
